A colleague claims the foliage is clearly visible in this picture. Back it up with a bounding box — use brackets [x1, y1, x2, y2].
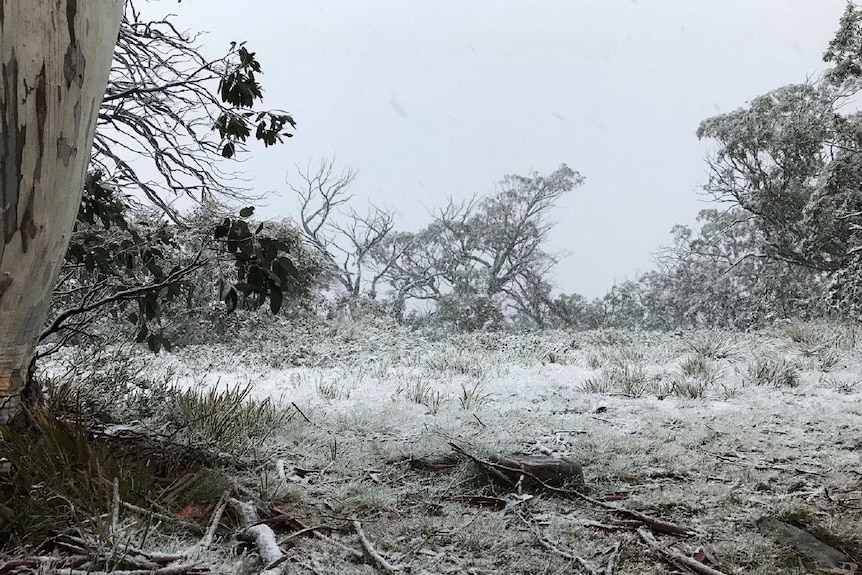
[46, 198, 324, 354]
[581, 208, 830, 331]
[43, 4, 316, 354]
[376, 165, 584, 329]
[694, 2, 862, 320]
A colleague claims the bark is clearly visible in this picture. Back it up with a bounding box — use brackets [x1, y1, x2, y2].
[0, 0, 124, 423]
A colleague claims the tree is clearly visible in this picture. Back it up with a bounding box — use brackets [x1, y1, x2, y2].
[0, 1, 125, 424]
[0, 2, 300, 423]
[42, 3, 304, 350]
[695, 2, 862, 318]
[289, 159, 396, 305]
[379, 165, 583, 329]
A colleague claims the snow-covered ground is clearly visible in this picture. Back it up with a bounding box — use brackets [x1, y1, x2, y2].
[44, 320, 862, 573]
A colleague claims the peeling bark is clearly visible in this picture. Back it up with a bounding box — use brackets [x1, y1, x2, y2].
[0, 0, 124, 423]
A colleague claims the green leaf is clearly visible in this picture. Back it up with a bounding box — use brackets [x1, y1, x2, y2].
[127, 313, 138, 325]
[135, 324, 149, 343]
[269, 286, 283, 314]
[239, 206, 255, 218]
[147, 334, 161, 353]
[221, 142, 235, 158]
[214, 224, 230, 239]
[224, 287, 238, 313]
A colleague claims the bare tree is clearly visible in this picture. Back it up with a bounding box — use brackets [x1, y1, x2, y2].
[289, 158, 396, 300]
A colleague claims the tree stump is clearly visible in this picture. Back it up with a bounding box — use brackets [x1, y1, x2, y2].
[488, 454, 585, 490]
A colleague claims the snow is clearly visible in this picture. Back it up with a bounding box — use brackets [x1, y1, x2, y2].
[40, 321, 862, 573]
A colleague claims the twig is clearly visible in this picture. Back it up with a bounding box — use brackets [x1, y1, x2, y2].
[605, 541, 621, 575]
[353, 519, 400, 574]
[514, 511, 600, 574]
[122, 501, 204, 535]
[449, 442, 692, 536]
[291, 402, 313, 424]
[111, 477, 121, 538]
[61, 565, 200, 575]
[199, 489, 231, 548]
[637, 528, 729, 575]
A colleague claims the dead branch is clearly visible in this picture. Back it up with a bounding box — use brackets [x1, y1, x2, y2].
[198, 489, 231, 549]
[513, 511, 601, 575]
[353, 519, 400, 574]
[229, 498, 285, 575]
[121, 501, 204, 535]
[449, 442, 692, 536]
[637, 529, 729, 575]
[61, 566, 203, 575]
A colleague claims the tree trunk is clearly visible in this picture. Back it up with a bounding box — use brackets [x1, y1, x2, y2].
[0, 0, 124, 424]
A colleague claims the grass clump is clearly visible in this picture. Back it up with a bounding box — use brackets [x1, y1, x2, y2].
[580, 361, 649, 397]
[459, 380, 492, 410]
[744, 357, 800, 388]
[163, 382, 287, 459]
[0, 408, 160, 547]
[396, 378, 444, 413]
[683, 332, 739, 360]
[669, 354, 722, 398]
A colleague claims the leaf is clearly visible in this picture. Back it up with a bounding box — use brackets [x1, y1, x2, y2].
[269, 286, 283, 314]
[177, 502, 211, 518]
[221, 142, 235, 158]
[127, 313, 138, 325]
[147, 333, 161, 353]
[214, 224, 230, 239]
[135, 324, 149, 343]
[224, 287, 238, 313]
[239, 206, 255, 218]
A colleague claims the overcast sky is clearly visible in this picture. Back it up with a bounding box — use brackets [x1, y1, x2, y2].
[159, 0, 847, 298]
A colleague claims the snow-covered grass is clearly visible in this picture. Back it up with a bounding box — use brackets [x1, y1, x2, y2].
[41, 319, 862, 573]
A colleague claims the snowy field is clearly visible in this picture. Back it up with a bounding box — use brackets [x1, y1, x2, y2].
[45, 319, 862, 573]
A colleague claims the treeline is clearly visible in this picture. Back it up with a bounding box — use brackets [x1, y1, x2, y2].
[45, 3, 862, 351]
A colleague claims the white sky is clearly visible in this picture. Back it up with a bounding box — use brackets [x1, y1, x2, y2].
[160, 0, 847, 298]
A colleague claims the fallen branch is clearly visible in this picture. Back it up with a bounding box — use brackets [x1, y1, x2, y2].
[353, 519, 400, 574]
[449, 442, 692, 536]
[199, 489, 231, 549]
[122, 501, 204, 535]
[229, 498, 285, 575]
[61, 565, 202, 575]
[638, 529, 728, 575]
[514, 511, 601, 575]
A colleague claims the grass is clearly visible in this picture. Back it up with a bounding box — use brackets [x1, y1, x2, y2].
[744, 356, 801, 388]
[24, 320, 862, 574]
[162, 381, 288, 459]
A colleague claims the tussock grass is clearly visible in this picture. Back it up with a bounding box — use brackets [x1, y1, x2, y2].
[163, 381, 287, 459]
[744, 356, 801, 388]
[395, 377, 444, 413]
[682, 331, 741, 360]
[459, 379, 492, 410]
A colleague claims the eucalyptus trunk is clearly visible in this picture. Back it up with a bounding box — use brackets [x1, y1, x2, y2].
[0, 0, 124, 423]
